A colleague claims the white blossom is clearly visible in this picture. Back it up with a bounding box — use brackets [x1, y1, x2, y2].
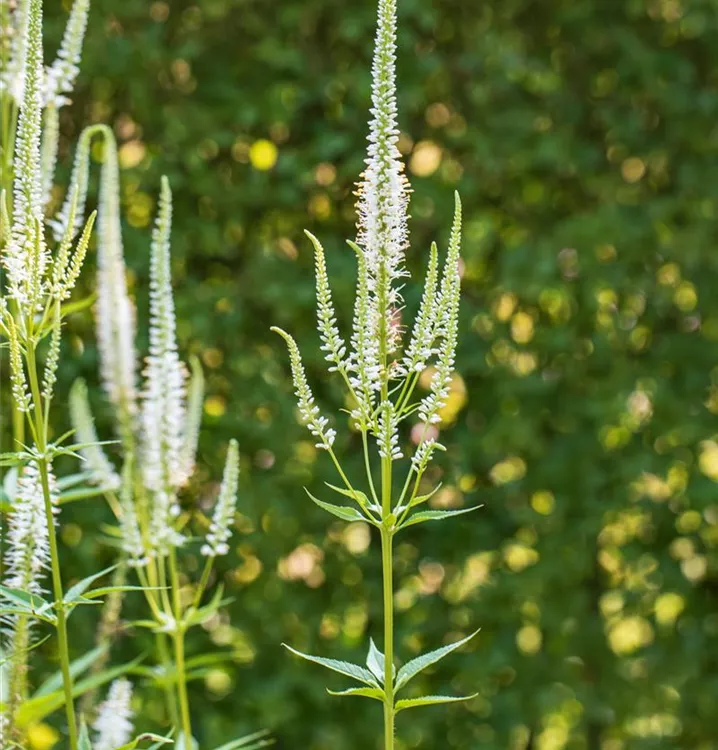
[272, 327, 336, 450]
[177, 355, 204, 487]
[42, 0, 90, 108]
[403, 241, 439, 373]
[376, 400, 402, 461]
[68, 379, 121, 491]
[93, 678, 134, 750]
[117, 459, 148, 568]
[202, 440, 240, 557]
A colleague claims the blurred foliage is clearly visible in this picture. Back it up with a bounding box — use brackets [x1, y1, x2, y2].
[16, 0, 718, 747]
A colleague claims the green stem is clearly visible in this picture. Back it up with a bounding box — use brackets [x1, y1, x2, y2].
[26, 345, 78, 750]
[169, 550, 192, 746]
[381, 526, 395, 750]
[380, 452, 395, 750]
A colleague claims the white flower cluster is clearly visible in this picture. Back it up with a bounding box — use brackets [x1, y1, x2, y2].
[93, 678, 134, 750]
[202, 440, 240, 557]
[1, 0, 90, 108]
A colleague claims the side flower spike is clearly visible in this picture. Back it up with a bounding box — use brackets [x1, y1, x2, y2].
[271, 326, 336, 450]
[43, 0, 90, 108]
[93, 679, 135, 750]
[202, 439, 240, 557]
[69, 379, 121, 491]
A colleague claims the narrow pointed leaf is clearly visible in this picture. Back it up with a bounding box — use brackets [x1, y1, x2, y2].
[283, 644, 379, 687]
[409, 484, 442, 508]
[395, 693, 478, 712]
[64, 564, 116, 604]
[399, 506, 481, 530]
[212, 730, 274, 750]
[33, 643, 109, 698]
[114, 733, 174, 750]
[325, 483, 370, 508]
[327, 686, 385, 701]
[78, 720, 92, 750]
[395, 630, 480, 690]
[304, 488, 366, 523]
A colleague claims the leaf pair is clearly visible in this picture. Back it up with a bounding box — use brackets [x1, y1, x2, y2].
[284, 629, 479, 709]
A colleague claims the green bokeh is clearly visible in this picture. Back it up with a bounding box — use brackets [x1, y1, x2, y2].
[28, 0, 718, 747]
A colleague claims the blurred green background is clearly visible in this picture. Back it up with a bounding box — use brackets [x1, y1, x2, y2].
[33, 0, 718, 747]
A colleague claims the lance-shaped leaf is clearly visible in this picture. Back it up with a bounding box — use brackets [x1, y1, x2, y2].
[33, 643, 109, 698]
[283, 644, 380, 687]
[64, 564, 116, 607]
[398, 505, 481, 530]
[114, 733, 174, 750]
[395, 630, 480, 691]
[395, 694, 478, 712]
[366, 638, 388, 683]
[78, 719, 92, 750]
[211, 730, 274, 750]
[327, 686, 385, 702]
[305, 488, 367, 523]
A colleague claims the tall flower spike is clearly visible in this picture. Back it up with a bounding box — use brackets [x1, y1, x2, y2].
[94, 128, 139, 435]
[202, 439, 240, 557]
[418, 193, 462, 428]
[141, 176, 186, 492]
[43, 0, 90, 108]
[377, 400, 402, 461]
[3, 0, 47, 313]
[41, 304, 61, 402]
[93, 678, 134, 750]
[69, 379, 121, 491]
[271, 327, 336, 449]
[6, 314, 32, 412]
[355, 0, 410, 363]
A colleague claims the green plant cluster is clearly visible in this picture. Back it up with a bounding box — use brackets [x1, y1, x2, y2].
[13, 0, 718, 747]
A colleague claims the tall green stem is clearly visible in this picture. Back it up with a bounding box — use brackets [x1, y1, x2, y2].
[26, 346, 78, 750]
[169, 550, 192, 746]
[381, 454, 395, 750]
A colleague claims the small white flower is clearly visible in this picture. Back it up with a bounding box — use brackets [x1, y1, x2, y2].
[93, 678, 134, 750]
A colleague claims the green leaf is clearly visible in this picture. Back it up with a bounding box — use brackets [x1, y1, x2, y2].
[78, 719, 92, 750]
[409, 483, 442, 508]
[64, 565, 117, 605]
[176, 733, 199, 750]
[114, 733, 174, 750]
[212, 729, 274, 750]
[283, 644, 379, 687]
[395, 630, 480, 690]
[304, 488, 367, 523]
[60, 292, 96, 319]
[33, 643, 109, 698]
[366, 639, 386, 683]
[0, 586, 56, 624]
[17, 654, 144, 726]
[399, 506, 481, 530]
[395, 693, 478, 712]
[327, 686, 384, 701]
[324, 483, 370, 508]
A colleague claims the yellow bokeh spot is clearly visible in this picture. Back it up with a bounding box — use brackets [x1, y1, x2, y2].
[516, 624, 542, 654]
[608, 616, 654, 655]
[621, 156, 646, 183]
[343, 523, 371, 555]
[204, 395, 226, 418]
[409, 140, 442, 177]
[205, 668, 232, 696]
[504, 543, 539, 572]
[27, 723, 60, 750]
[531, 490, 555, 515]
[657, 262, 681, 286]
[494, 292, 518, 322]
[437, 373, 467, 423]
[309, 193, 332, 220]
[676, 510, 701, 534]
[249, 139, 278, 170]
[673, 281, 697, 312]
[490, 456, 527, 485]
[118, 139, 146, 169]
[654, 592, 685, 626]
[511, 311, 534, 344]
[698, 440, 718, 480]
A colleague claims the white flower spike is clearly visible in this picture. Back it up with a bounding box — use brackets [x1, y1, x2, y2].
[93, 678, 134, 750]
[202, 439, 240, 557]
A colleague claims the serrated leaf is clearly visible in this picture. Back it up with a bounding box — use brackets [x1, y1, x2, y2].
[304, 488, 367, 523]
[324, 483, 370, 508]
[283, 644, 379, 687]
[395, 693, 478, 712]
[366, 639, 386, 683]
[33, 643, 109, 698]
[399, 506, 481, 530]
[395, 630, 480, 690]
[327, 686, 384, 701]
